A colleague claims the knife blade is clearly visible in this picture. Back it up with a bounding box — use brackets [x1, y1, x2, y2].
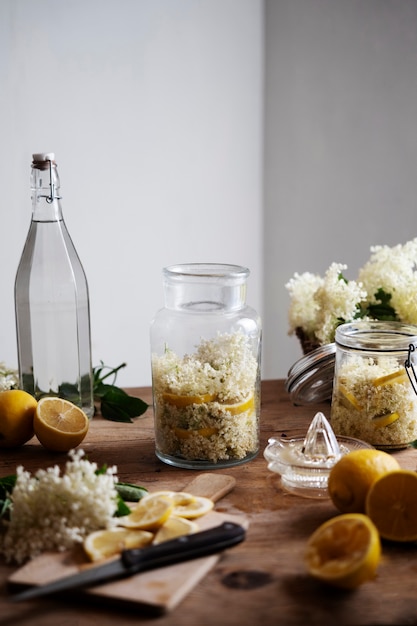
[10, 521, 245, 602]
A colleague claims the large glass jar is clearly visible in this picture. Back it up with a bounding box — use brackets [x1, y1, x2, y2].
[330, 321, 417, 449]
[150, 263, 262, 469]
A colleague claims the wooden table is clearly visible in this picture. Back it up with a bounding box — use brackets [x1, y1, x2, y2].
[0, 380, 416, 626]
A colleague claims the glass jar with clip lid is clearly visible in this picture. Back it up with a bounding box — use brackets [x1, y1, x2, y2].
[330, 321, 417, 449]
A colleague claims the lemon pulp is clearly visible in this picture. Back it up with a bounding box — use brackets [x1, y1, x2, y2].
[305, 513, 381, 589]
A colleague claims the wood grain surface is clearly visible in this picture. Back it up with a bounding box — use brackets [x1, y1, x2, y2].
[0, 380, 417, 626]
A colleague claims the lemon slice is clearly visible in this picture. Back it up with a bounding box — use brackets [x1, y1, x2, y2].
[372, 412, 400, 428]
[84, 527, 153, 562]
[218, 394, 255, 415]
[338, 384, 362, 411]
[162, 392, 216, 407]
[305, 513, 381, 589]
[172, 495, 214, 519]
[118, 496, 173, 530]
[153, 516, 199, 544]
[174, 426, 218, 439]
[373, 369, 408, 387]
[140, 490, 194, 507]
[140, 491, 214, 519]
[33, 397, 89, 452]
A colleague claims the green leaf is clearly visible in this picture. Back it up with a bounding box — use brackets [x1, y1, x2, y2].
[0, 474, 16, 495]
[115, 482, 148, 502]
[366, 288, 399, 321]
[97, 384, 148, 422]
[0, 475, 16, 520]
[114, 482, 148, 516]
[115, 495, 131, 517]
[92, 362, 148, 423]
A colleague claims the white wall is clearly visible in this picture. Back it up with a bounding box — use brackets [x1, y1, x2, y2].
[3, 0, 417, 389]
[0, 0, 264, 387]
[264, 0, 417, 379]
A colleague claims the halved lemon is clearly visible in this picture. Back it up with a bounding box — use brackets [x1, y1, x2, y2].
[84, 527, 153, 562]
[118, 496, 173, 530]
[305, 513, 381, 589]
[174, 426, 218, 439]
[373, 369, 408, 387]
[366, 470, 417, 542]
[372, 412, 400, 428]
[218, 394, 255, 415]
[162, 392, 216, 407]
[33, 397, 89, 452]
[338, 384, 362, 411]
[153, 516, 199, 544]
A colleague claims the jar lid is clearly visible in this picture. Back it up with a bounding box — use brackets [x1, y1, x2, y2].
[285, 343, 336, 405]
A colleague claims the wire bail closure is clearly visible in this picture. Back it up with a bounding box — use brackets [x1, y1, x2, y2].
[405, 343, 417, 394]
[45, 158, 61, 203]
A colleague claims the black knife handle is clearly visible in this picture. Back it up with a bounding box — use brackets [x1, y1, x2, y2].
[121, 521, 245, 573]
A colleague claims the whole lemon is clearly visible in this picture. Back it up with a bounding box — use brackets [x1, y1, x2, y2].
[0, 389, 37, 448]
[328, 449, 400, 513]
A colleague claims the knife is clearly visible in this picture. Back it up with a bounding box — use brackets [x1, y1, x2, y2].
[10, 521, 245, 602]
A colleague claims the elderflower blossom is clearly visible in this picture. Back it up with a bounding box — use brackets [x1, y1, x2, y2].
[0, 449, 119, 564]
[358, 239, 417, 325]
[0, 362, 18, 391]
[314, 263, 367, 345]
[286, 238, 417, 350]
[152, 331, 258, 403]
[286, 272, 323, 338]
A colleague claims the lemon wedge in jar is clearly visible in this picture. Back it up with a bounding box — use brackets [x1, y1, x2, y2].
[338, 384, 362, 411]
[372, 412, 400, 428]
[372, 369, 408, 387]
[174, 426, 218, 439]
[162, 392, 216, 407]
[218, 394, 255, 415]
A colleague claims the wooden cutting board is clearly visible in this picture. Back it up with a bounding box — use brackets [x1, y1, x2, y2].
[8, 473, 248, 614]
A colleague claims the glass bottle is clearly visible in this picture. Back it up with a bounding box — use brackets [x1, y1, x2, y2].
[150, 263, 262, 469]
[330, 321, 417, 449]
[14, 153, 93, 417]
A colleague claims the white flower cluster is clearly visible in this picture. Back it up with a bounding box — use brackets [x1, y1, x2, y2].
[1, 449, 119, 564]
[286, 238, 417, 347]
[0, 362, 18, 391]
[359, 239, 417, 325]
[152, 331, 258, 403]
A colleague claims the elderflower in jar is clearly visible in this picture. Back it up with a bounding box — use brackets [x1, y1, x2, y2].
[150, 264, 261, 469]
[330, 321, 417, 449]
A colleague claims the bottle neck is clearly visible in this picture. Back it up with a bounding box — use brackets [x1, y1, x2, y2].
[31, 160, 63, 222]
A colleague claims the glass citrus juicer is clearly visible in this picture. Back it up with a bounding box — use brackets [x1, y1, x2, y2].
[264, 412, 372, 498]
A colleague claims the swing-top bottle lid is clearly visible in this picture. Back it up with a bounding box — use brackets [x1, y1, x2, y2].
[32, 152, 55, 163]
